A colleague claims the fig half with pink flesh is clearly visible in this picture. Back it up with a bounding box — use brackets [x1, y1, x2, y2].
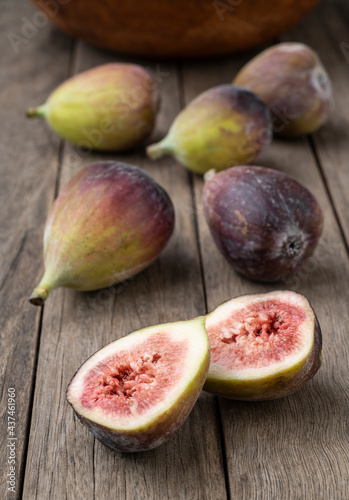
[204, 290, 322, 400]
[67, 317, 209, 452]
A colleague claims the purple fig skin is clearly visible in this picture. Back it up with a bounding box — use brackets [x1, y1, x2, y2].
[29, 161, 174, 305]
[203, 166, 324, 282]
[234, 43, 332, 136]
[204, 290, 322, 401]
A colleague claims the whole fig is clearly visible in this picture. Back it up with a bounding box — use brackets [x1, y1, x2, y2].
[29, 162, 174, 306]
[203, 166, 324, 282]
[234, 43, 332, 136]
[27, 63, 160, 151]
[147, 85, 272, 175]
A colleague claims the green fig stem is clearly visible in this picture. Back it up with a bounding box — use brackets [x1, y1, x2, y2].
[146, 138, 173, 160]
[29, 285, 50, 306]
[26, 104, 48, 119]
[204, 169, 217, 183]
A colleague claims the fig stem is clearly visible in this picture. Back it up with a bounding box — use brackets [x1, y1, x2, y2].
[146, 138, 172, 160]
[26, 104, 47, 119]
[29, 286, 49, 306]
[204, 169, 217, 183]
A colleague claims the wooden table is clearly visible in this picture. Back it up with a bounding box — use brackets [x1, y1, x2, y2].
[1, 1, 349, 498]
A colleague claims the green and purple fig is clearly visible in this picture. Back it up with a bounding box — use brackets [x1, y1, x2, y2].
[234, 43, 332, 136]
[204, 290, 322, 401]
[203, 166, 324, 282]
[29, 161, 174, 306]
[147, 84, 272, 175]
[27, 63, 160, 151]
[67, 317, 210, 452]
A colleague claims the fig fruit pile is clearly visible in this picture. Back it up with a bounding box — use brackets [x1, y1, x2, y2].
[147, 84, 272, 175]
[234, 42, 332, 136]
[203, 166, 324, 282]
[29, 161, 174, 306]
[27, 63, 160, 151]
[23, 43, 330, 454]
[67, 317, 210, 452]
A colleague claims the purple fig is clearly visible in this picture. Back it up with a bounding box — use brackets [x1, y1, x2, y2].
[29, 161, 174, 306]
[203, 166, 324, 282]
[27, 64, 160, 151]
[234, 43, 332, 136]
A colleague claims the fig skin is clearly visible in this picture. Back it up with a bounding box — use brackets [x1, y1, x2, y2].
[234, 42, 332, 136]
[27, 63, 160, 151]
[203, 166, 324, 283]
[204, 290, 322, 401]
[29, 161, 174, 306]
[147, 84, 272, 175]
[67, 317, 210, 452]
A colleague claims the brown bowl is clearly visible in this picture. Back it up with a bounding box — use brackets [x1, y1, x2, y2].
[31, 0, 321, 59]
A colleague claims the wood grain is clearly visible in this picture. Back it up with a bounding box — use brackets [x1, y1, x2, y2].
[0, 2, 72, 499]
[281, 0, 349, 246]
[22, 43, 227, 499]
[3, 0, 349, 499]
[182, 16, 349, 497]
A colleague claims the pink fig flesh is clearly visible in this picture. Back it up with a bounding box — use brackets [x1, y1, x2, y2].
[204, 290, 322, 400]
[203, 165, 324, 283]
[30, 161, 174, 305]
[67, 317, 210, 452]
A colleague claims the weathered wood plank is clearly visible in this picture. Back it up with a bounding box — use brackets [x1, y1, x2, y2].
[281, 0, 349, 247]
[22, 43, 227, 499]
[182, 29, 349, 500]
[0, 2, 72, 499]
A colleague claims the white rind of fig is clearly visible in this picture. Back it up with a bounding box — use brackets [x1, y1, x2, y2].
[67, 317, 209, 452]
[204, 290, 322, 401]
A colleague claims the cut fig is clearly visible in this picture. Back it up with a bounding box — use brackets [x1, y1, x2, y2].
[204, 290, 322, 401]
[67, 317, 209, 452]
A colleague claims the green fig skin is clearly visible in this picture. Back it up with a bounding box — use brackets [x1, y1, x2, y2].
[27, 64, 160, 151]
[147, 84, 272, 175]
[234, 43, 332, 136]
[29, 162, 174, 306]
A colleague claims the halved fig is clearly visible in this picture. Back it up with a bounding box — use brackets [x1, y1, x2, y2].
[67, 317, 209, 452]
[204, 290, 322, 401]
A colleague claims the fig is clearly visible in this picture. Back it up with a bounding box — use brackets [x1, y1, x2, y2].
[67, 317, 210, 452]
[147, 85, 272, 175]
[204, 290, 322, 400]
[234, 42, 332, 136]
[27, 63, 160, 151]
[29, 161, 174, 306]
[203, 166, 324, 283]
